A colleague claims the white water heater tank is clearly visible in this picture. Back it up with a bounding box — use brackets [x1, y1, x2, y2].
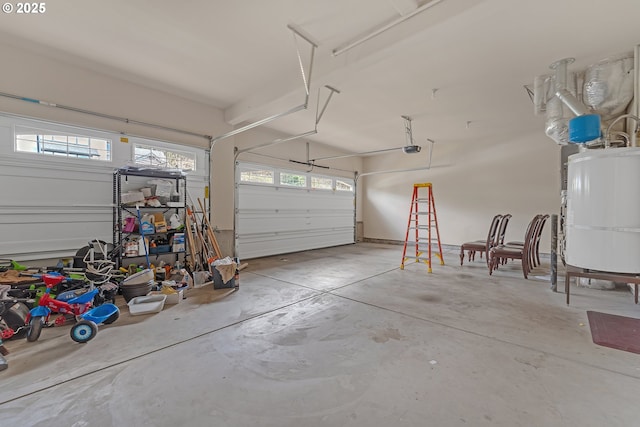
[566, 147, 640, 273]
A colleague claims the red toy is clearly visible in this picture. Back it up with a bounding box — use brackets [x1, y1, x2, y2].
[26, 274, 100, 342]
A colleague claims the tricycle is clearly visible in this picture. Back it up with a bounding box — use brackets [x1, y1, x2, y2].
[26, 274, 119, 343]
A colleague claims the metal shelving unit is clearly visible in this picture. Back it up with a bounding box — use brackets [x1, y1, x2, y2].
[113, 167, 187, 270]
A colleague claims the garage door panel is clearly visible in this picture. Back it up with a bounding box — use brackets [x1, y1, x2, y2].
[238, 210, 354, 234]
[0, 114, 210, 261]
[239, 227, 355, 260]
[236, 163, 355, 259]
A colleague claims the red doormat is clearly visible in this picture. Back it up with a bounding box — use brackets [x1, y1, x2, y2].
[587, 311, 640, 354]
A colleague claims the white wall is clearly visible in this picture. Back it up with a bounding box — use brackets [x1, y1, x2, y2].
[361, 131, 561, 251]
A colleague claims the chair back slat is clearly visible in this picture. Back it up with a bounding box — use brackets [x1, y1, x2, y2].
[485, 214, 503, 253]
[496, 214, 512, 246]
[522, 215, 542, 259]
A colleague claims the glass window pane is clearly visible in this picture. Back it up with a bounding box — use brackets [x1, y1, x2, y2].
[336, 179, 354, 192]
[15, 128, 112, 161]
[134, 144, 195, 171]
[311, 176, 333, 190]
[240, 169, 274, 184]
[280, 172, 307, 187]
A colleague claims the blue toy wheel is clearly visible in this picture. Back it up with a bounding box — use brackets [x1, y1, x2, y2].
[70, 320, 98, 343]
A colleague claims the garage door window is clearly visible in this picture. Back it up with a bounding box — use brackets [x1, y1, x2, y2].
[134, 144, 196, 171]
[240, 166, 274, 184]
[336, 179, 354, 192]
[280, 172, 307, 187]
[15, 126, 111, 161]
[311, 176, 333, 190]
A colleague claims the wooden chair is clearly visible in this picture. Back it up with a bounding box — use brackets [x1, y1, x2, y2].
[460, 214, 502, 266]
[489, 214, 539, 279]
[505, 214, 548, 268]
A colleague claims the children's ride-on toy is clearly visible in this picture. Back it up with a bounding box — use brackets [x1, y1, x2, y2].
[26, 274, 119, 343]
[70, 303, 119, 343]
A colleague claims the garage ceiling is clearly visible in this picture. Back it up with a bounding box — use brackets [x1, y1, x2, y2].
[1, 0, 639, 153]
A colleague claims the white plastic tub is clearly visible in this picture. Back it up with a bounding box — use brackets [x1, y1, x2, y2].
[127, 294, 167, 315]
[122, 269, 154, 286]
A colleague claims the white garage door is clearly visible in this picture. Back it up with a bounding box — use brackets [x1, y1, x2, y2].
[236, 162, 355, 259]
[0, 113, 209, 261]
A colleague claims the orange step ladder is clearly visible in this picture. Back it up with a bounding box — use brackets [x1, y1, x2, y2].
[400, 183, 444, 273]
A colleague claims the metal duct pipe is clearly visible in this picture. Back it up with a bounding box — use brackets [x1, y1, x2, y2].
[550, 58, 589, 117]
[556, 89, 589, 117]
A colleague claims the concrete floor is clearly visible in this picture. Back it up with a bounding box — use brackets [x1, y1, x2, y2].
[1, 243, 639, 426]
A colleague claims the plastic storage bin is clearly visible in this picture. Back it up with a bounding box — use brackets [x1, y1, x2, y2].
[127, 295, 167, 315]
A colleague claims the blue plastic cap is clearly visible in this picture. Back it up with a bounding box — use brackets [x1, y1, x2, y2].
[569, 114, 601, 143]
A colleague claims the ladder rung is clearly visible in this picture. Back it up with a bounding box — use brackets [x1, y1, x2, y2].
[417, 247, 439, 252]
[403, 256, 434, 262]
[407, 245, 441, 250]
[407, 239, 438, 246]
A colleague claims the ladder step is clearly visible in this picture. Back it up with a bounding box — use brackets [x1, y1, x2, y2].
[417, 247, 439, 252]
[403, 256, 435, 262]
[406, 245, 441, 250]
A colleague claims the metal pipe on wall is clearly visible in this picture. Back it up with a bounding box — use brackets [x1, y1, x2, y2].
[633, 44, 640, 147]
[0, 91, 212, 141]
